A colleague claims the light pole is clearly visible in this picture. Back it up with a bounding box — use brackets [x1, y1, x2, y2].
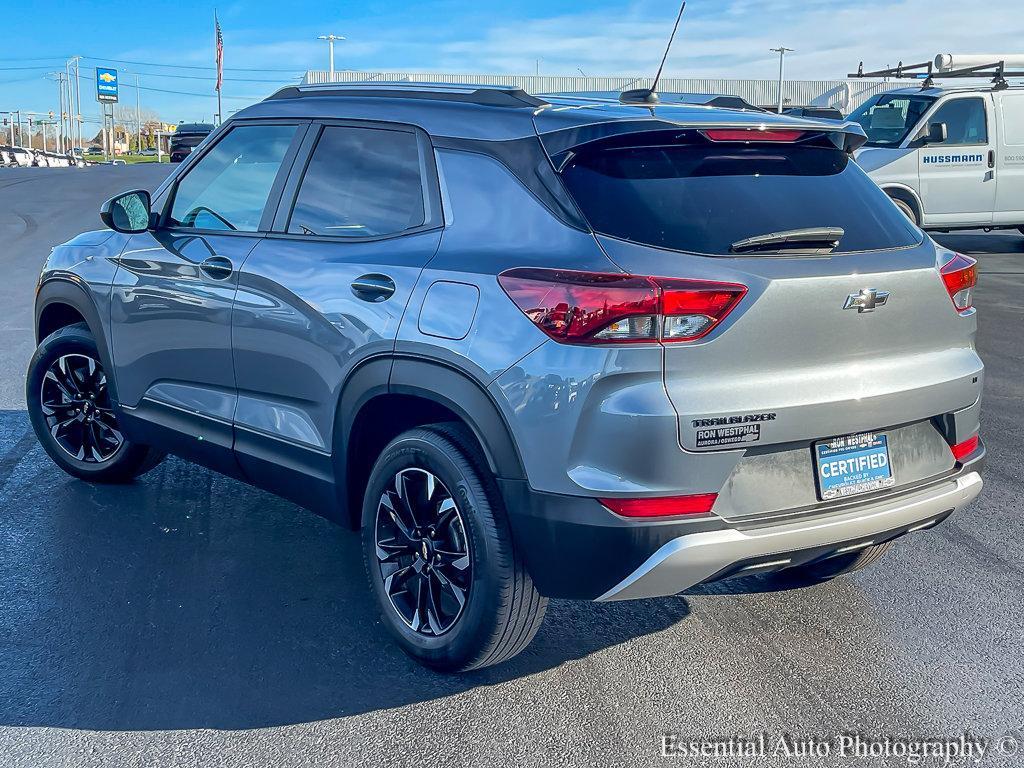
[135, 74, 142, 153]
[48, 72, 65, 152]
[65, 56, 83, 151]
[318, 34, 345, 80]
[770, 46, 794, 114]
[72, 56, 82, 152]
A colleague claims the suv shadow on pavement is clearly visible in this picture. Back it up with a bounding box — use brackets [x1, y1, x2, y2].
[0, 409, 689, 731]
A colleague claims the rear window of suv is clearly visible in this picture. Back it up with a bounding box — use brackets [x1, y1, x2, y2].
[559, 131, 921, 255]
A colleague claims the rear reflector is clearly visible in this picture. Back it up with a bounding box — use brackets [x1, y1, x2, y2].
[497, 268, 746, 344]
[599, 494, 718, 517]
[940, 253, 977, 312]
[950, 434, 980, 462]
[701, 128, 805, 143]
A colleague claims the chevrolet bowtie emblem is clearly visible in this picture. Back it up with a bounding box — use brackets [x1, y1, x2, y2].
[844, 288, 890, 313]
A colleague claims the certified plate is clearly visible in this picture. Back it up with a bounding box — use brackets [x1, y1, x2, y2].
[814, 432, 895, 500]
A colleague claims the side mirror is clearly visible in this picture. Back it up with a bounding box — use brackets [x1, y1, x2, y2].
[925, 122, 947, 144]
[100, 189, 152, 234]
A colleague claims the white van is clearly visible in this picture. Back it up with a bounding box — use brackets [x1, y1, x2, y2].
[849, 58, 1024, 232]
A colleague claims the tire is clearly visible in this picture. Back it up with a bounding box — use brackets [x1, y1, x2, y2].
[769, 540, 895, 588]
[890, 196, 919, 226]
[361, 423, 547, 672]
[26, 323, 165, 483]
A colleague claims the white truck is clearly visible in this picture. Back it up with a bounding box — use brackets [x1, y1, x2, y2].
[848, 55, 1024, 233]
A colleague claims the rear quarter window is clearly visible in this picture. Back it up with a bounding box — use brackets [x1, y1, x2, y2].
[560, 132, 921, 255]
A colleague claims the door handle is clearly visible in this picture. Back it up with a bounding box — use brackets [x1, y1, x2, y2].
[199, 255, 233, 280]
[351, 274, 396, 302]
[988, 149, 995, 169]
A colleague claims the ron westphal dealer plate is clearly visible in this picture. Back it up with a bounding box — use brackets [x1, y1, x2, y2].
[815, 432, 895, 500]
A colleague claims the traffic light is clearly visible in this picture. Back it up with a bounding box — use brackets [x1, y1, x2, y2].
[48, 111, 54, 120]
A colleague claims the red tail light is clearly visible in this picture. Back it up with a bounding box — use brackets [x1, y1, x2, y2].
[498, 268, 747, 344]
[950, 434, 980, 462]
[600, 494, 718, 518]
[940, 253, 977, 313]
[702, 128, 805, 143]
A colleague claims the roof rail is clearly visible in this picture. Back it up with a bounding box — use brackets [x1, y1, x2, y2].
[267, 81, 547, 108]
[849, 58, 1024, 90]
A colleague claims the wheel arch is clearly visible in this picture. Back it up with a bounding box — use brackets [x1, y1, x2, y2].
[335, 356, 526, 529]
[34, 278, 119, 404]
[881, 184, 923, 225]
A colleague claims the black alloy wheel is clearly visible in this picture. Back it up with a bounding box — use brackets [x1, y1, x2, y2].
[361, 424, 547, 671]
[375, 467, 472, 636]
[39, 352, 123, 463]
[27, 323, 165, 482]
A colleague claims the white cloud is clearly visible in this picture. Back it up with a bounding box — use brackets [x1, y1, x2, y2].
[430, 0, 1024, 79]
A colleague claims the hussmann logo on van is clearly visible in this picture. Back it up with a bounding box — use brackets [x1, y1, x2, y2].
[923, 154, 985, 164]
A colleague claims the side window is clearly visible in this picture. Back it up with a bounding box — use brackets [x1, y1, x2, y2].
[928, 98, 988, 145]
[288, 126, 426, 238]
[168, 124, 297, 231]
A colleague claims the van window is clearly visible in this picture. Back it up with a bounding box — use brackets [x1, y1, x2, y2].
[927, 98, 988, 145]
[849, 93, 935, 147]
[288, 126, 425, 238]
[168, 124, 296, 231]
[560, 131, 921, 255]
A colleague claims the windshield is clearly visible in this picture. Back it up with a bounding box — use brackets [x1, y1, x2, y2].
[848, 93, 936, 146]
[559, 130, 920, 255]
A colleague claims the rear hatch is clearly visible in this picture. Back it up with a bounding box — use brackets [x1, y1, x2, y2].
[542, 116, 981, 480]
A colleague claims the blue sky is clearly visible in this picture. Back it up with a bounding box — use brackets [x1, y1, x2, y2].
[2, 0, 1022, 127]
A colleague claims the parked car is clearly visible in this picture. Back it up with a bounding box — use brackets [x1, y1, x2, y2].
[27, 82, 985, 672]
[9, 147, 33, 167]
[139, 147, 159, 156]
[169, 122, 214, 162]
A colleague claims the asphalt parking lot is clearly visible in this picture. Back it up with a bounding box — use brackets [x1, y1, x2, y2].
[1, 165, 1022, 767]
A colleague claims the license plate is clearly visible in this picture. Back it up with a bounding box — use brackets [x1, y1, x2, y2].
[814, 432, 895, 500]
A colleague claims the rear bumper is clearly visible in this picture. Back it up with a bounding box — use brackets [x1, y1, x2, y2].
[501, 451, 984, 601]
[597, 469, 982, 600]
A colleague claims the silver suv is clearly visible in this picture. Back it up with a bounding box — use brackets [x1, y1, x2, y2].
[28, 83, 985, 671]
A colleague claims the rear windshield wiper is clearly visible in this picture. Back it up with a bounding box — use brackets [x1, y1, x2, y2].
[729, 227, 844, 255]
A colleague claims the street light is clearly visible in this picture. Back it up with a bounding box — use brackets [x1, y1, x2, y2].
[317, 34, 345, 80]
[770, 46, 794, 114]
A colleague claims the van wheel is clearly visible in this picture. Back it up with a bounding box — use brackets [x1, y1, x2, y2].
[890, 196, 919, 226]
[769, 540, 895, 587]
[26, 323, 165, 483]
[361, 423, 547, 672]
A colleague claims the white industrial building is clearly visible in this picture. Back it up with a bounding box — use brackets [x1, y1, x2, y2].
[302, 70, 918, 113]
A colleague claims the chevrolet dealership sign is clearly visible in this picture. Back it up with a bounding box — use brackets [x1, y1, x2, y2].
[96, 68, 118, 103]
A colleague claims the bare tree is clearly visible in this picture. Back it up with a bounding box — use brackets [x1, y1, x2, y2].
[113, 104, 161, 151]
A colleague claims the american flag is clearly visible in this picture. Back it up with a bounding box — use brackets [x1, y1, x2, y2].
[215, 13, 224, 92]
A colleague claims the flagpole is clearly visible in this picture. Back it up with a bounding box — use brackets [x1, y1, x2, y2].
[215, 11, 223, 125]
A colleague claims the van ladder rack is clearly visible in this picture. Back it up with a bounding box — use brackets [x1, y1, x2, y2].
[849, 60, 1024, 90]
